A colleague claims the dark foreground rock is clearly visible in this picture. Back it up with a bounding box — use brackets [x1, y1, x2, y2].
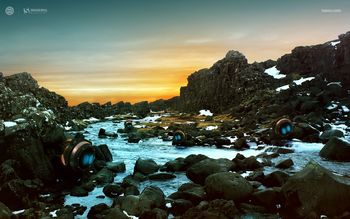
[205, 172, 253, 202]
[319, 137, 350, 161]
[281, 161, 350, 218]
[186, 158, 234, 185]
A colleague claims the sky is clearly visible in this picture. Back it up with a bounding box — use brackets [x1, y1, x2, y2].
[0, 0, 349, 105]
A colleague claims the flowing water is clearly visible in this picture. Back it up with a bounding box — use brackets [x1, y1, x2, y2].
[65, 118, 350, 218]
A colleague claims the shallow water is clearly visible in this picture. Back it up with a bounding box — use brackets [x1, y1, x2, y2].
[65, 118, 350, 218]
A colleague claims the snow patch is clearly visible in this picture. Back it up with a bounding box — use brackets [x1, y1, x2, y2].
[199, 109, 213, 116]
[342, 106, 350, 113]
[13, 209, 25, 215]
[4, 121, 17, 127]
[205, 126, 218, 131]
[83, 117, 100, 123]
[264, 66, 286, 79]
[331, 41, 340, 46]
[123, 211, 139, 219]
[166, 203, 172, 208]
[49, 209, 58, 218]
[276, 77, 315, 92]
[327, 104, 338, 110]
[141, 115, 161, 123]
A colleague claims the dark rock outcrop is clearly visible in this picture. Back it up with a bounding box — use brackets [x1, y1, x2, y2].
[320, 137, 350, 161]
[282, 161, 350, 218]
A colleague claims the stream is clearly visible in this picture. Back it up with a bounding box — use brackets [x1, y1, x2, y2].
[65, 117, 350, 218]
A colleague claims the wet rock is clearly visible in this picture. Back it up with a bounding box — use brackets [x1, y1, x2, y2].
[139, 186, 165, 210]
[120, 186, 165, 216]
[0, 160, 20, 182]
[139, 208, 167, 219]
[275, 158, 294, 169]
[162, 157, 186, 172]
[95, 144, 113, 162]
[105, 207, 129, 219]
[183, 154, 208, 168]
[251, 187, 283, 211]
[122, 175, 140, 188]
[91, 168, 115, 184]
[124, 185, 140, 196]
[182, 199, 238, 219]
[148, 173, 176, 181]
[87, 203, 109, 219]
[103, 184, 124, 198]
[233, 137, 250, 149]
[186, 158, 234, 185]
[70, 186, 88, 197]
[214, 137, 231, 148]
[281, 161, 350, 218]
[319, 129, 344, 142]
[106, 161, 126, 173]
[265, 147, 294, 154]
[98, 128, 118, 138]
[127, 132, 142, 143]
[232, 154, 262, 171]
[320, 137, 350, 161]
[205, 172, 253, 202]
[0, 202, 11, 219]
[169, 183, 206, 205]
[134, 158, 159, 175]
[0, 178, 43, 210]
[263, 171, 289, 187]
[170, 199, 194, 216]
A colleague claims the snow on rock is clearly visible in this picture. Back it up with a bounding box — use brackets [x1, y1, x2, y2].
[14, 118, 26, 123]
[331, 41, 340, 47]
[276, 77, 315, 92]
[141, 115, 162, 123]
[49, 209, 58, 218]
[264, 66, 286, 79]
[294, 77, 315, 85]
[342, 106, 350, 113]
[327, 81, 342, 87]
[123, 211, 139, 219]
[327, 103, 338, 110]
[4, 121, 17, 127]
[205, 125, 218, 131]
[83, 117, 100, 123]
[12, 209, 25, 215]
[199, 109, 213, 116]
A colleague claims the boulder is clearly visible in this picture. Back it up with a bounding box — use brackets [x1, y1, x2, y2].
[263, 171, 289, 187]
[162, 157, 186, 172]
[282, 161, 350, 218]
[204, 172, 253, 202]
[139, 208, 167, 219]
[319, 129, 344, 141]
[275, 158, 294, 169]
[148, 173, 176, 181]
[134, 158, 159, 175]
[251, 187, 283, 211]
[320, 137, 350, 161]
[181, 199, 238, 219]
[105, 161, 126, 173]
[103, 184, 124, 198]
[0, 202, 11, 219]
[186, 158, 234, 185]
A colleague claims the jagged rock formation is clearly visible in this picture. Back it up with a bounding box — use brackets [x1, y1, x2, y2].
[178, 51, 276, 113]
[277, 32, 350, 87]
[177, 32, 350, 115]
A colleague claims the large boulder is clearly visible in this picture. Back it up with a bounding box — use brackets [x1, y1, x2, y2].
[204, 172, 253, 202]
[186, 158, 234, 185]
[181, 199, 238, 219]
[319, 137, 350, 161]
[281, 161, 350, 218]
[134, 158, 159, 175]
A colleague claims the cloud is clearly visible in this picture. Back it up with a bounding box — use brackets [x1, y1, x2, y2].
[184, 38, 214, 44]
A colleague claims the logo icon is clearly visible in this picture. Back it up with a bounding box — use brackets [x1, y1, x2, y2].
[23, 8, 30, 14]
[5, 6, 15, 16]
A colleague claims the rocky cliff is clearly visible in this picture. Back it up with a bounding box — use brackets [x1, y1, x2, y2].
[178, 32, 350, 114]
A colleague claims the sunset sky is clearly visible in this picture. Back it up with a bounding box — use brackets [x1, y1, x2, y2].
[0, 0, 349, 105]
